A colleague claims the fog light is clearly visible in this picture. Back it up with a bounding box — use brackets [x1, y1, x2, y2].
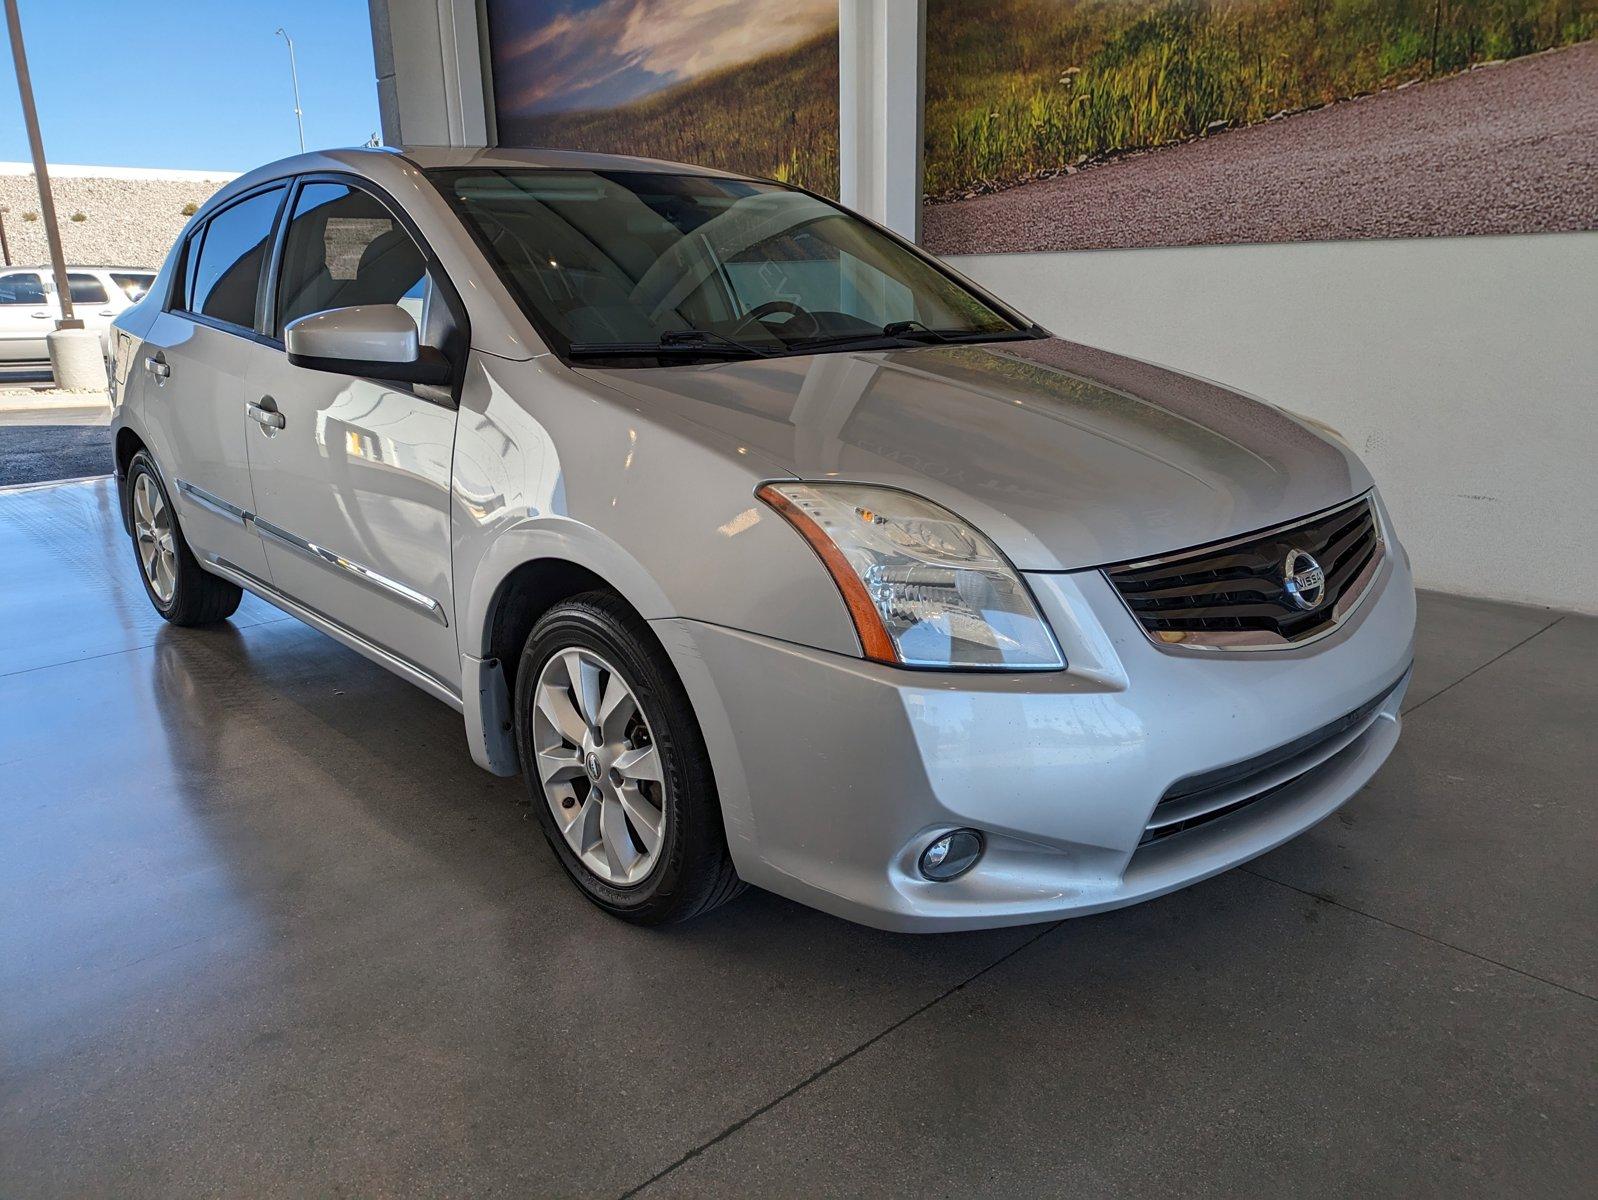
[919, 829, 984, 881]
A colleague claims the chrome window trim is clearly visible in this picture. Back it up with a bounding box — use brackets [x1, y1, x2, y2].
[1103, 491, 1386, 654]
[173, 480, 449, 627]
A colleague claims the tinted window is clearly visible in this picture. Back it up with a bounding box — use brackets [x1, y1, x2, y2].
[189, 187, 285, 328]
[276, 182, 428, 334]
[68, 273, 110, 304]
[433, 169, 1019, 357]
[111, 272, 155, 301]
[0, 272, 46, 305]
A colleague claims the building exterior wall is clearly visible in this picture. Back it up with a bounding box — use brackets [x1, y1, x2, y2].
[0, 164, 235, 269]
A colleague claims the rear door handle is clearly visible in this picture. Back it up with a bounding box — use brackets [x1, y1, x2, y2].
[145, 353, 169, 378]
[247, 397, 286, 431]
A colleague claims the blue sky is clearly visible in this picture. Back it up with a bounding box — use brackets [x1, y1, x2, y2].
[0, 0, 381, 171]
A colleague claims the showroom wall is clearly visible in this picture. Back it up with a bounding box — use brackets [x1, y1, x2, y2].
[950, 232, 1598, 614]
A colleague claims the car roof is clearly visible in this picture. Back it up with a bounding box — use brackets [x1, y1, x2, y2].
[392, 145, 752, 179]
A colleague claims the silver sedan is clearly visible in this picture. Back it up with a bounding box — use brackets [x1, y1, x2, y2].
[108, 146, 1415, 931]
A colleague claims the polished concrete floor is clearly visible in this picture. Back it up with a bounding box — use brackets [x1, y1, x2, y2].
[3, 478, 1594, 1198]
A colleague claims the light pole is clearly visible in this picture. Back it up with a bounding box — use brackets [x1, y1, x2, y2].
[5, 0, 103, 391]
[275, 27, 305, 152]
[4, 0, 72, 323]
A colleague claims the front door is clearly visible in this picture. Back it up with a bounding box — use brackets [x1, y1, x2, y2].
[243, 179, 460, 691]
[146, 184, 289, 581]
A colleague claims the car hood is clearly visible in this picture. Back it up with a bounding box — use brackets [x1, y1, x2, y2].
[578, 338, 1370, 571]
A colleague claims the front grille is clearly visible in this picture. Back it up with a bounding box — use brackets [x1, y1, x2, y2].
[1139, 671, 1406, 847]
[1106, 495, 1382, 649]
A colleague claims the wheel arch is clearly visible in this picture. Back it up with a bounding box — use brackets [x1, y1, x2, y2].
[459, 522, 678, 776]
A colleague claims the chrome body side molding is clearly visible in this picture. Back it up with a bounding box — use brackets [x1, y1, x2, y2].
[203, 554, 463, 711]
[175, 478, 249, 523]
[173, 479, 449, 627]
[250, 516, 450, 627]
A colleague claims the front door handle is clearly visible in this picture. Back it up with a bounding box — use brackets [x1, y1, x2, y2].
[144, 351, 169, 378]
[247, 397, 286, 431]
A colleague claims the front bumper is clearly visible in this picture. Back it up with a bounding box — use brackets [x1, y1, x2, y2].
[658, 545, 1416, 932]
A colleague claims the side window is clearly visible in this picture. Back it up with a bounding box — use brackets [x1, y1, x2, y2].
[68, 273, 110, 304]
[0, 272, 47, 305]
[188, 186, 286, 330]
[276, 181, 429, 335]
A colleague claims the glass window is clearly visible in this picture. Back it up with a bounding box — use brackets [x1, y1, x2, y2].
[0, 272, 46, 305]
[431, 169, 1026, 361]
[189, 186, 286, 329]
[68, 273, 110, 304]
[111, 272, 156, 302]
[276, 181, 429, 335]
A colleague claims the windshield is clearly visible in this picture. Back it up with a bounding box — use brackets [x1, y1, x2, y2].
[430, 168, 1034, 363]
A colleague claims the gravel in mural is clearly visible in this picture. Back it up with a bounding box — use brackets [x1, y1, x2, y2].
[922, 0, 1598, 252]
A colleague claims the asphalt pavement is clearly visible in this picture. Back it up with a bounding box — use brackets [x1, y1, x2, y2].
[924, 41, 1598, 254]
[0, 423, 112, 487]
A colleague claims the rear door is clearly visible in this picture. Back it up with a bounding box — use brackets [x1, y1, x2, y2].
[142, 184, 288, 581]
[242, 176, 462, 689]
[0, 271, 52, 362]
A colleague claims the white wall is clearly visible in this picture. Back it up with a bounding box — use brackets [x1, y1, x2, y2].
[949, 232, 1598, 615]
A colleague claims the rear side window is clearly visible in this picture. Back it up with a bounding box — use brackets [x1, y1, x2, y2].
[187, 186, 286, 329]
[275, 181, 428, 334]
[111, 272, 155, 301]
[0, 273, 46, 304]
[68, 273, 109, 304]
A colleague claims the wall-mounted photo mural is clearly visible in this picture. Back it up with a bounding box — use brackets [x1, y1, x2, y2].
[485, 0, 841, 195]
[921, 0, 1598, 255]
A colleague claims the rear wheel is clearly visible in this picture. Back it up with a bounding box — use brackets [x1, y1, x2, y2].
[125, 450, 242, 626]
[514, 592, 743, 925]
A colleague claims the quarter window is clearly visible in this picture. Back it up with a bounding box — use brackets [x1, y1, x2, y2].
[188, 186, 286, 329]
[276, 181, 429, 335]
[0, 272, 46, 305]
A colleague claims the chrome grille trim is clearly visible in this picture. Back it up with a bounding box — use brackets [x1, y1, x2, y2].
[1104, 492, 1386, 652]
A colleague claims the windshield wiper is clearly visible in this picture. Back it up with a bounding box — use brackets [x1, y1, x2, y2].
[657, 329, 776, 357]
[567, 339, 770, 362]
[881, 319, 952, 343]
[787, 326, 1044, 353]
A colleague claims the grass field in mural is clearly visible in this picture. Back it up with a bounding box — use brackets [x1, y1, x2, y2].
[496, 30, 840, 196]
[924, 0, 1598, 200]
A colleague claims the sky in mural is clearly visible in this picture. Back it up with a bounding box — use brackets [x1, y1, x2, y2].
[492, 0, 837, 118]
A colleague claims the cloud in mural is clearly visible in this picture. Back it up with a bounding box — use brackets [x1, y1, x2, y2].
[493, 0, 837, 117]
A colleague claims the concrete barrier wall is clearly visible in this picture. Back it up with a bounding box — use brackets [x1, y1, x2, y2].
[0, 164, 236, 270]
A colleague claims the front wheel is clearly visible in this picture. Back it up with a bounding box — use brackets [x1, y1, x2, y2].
[514, 592, 743, 925]
[125, 449, 242, 626]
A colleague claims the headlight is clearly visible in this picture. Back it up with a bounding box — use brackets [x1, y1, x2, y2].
[756, 482, 1064, 670]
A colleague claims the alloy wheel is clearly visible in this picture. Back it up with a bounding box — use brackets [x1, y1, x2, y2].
[132, 473, 177, 604]
[532, 647, 666, 886]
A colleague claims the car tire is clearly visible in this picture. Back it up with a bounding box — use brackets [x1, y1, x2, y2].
[125, 449, 243, 626]
[514, 591, 744, 925]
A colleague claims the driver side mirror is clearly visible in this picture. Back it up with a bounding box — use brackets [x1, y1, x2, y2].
[284, 303, 452, 386]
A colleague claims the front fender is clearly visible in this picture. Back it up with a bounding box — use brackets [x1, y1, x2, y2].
[458, 515, 675, 658]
